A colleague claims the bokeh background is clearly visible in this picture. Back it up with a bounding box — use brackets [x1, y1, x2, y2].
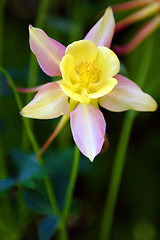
[0, 0, 160, 239]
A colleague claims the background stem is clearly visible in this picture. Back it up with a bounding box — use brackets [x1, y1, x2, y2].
[0, 67, 68, 240]
[0, 0, 5, 65]
[63, 145, 80, 224]
[0, 0, 6, 177]
[99, 36, 154, 240]
[0, 1, 16, 236]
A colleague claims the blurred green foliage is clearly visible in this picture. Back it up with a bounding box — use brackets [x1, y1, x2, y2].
[0, 0, 160, 240]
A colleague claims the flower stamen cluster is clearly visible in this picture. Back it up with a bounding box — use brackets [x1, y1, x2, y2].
[77, 61, 100, 90]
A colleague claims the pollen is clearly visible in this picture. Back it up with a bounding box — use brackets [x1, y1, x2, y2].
[76, 62, 101, 89]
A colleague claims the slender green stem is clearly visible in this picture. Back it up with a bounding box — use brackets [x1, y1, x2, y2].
[38, 115, 70, 159]
[44, 177, 68, 240]
[99, 111, 136, 240]
[44, 178, 59, 215]
[99, 36, 154, 240]
[20, 1, 68, 237]
[0, 2, 18, 236]
[135, 41, 154, 89]
[0, 136, 6, 178]
[0, 67, 68, 240]
[0, 0, 5, 65]
[62, 145, 80, 224]
[0, 0, 5, 174]
[0, 0, 6, 179]
[0, 67, 40, 155]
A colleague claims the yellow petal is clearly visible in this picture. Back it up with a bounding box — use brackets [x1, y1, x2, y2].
[97, 46, 120, 78]
[88, 77, 118, 99]
[60, 54, 78, 86]
[65, 40, 98, 67]
[59, 83, 90, 104]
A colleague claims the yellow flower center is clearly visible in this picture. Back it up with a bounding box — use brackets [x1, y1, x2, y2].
[59, 40, 120, 104]
[76, 62, 101, 90]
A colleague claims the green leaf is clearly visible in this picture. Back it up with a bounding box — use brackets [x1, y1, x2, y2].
[38, 215, 59, 240]
[23, 182, 52, 215]
[0, 179, 15, 194]
[10, 150, 46, 188]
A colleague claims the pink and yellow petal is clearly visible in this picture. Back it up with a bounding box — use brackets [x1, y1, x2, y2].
[99, 74, 158, 112]
[96, 46, 120, 78]
[59, 83, 90, 104]
[85, 7, 115, 48]
[65, 40, 98, 67]
[29, 25, 65, 77]
[70, 103, 106, 161]
[88, 77, 118, 99]
[21, 82, 69, 119]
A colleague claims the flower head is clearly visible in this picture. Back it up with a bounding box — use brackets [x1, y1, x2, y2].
[21, 7, 157, 161]
[59, 40, 119, 104]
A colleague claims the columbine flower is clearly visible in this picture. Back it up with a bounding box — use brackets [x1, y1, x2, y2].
[21, 7, 157, 161]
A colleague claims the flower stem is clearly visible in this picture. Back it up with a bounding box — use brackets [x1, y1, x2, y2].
[15, 85, 43, 93]
[38, 114, 70, 159]
[0, 67, 68, 240]
[114, 15, 160, 55]
[62, 145, 80, 224]
[115, 2, 160, 32]
[0, 0, 6, 177]
[112, 0, 152, 13]
[2, 67, 39, 154]
[99, 36, 154, 240]
[0, 0, 5, 65]
[0, 2, 21, 235]
[99, 110, 136, 240]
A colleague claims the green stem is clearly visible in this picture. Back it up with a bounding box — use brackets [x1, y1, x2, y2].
[63, 145, 80, 223]
[0, 0, 6, 179]
[0, 1, 17, 235]
[99, 111, 136, 240]
[43, 178, 68, 240]
[44, 178, 59, 215]
[99, 36, 154, 240]
[0, 67, 40, 155]
[0, 0, 5, 65]
[0, 67, 68, 240]
[0, 135, 6, 178]
[0, 0, 5, 175]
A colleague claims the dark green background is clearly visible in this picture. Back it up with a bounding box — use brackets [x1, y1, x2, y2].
[0, 0, 160, 239]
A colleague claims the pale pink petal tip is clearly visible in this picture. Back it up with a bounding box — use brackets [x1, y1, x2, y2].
[70, 104, 106, 161]
[99, 74, 158, 112]
[21, 82, 69, 119]
[29, 26, 66, 77]
[84, 7, 115, 48]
